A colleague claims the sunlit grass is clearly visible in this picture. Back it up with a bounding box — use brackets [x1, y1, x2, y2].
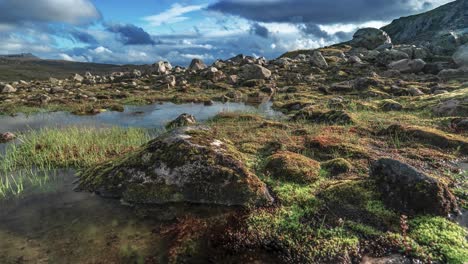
[0, 126, 151, 198]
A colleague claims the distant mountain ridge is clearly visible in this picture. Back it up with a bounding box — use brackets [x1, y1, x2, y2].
[381, 0, 468, 53]
[0, 53, 40, 60]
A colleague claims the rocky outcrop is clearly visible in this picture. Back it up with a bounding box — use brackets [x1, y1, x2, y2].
[78, 126, 273, 207]
[381, 0, 468, 55]
[370, 158, 458, 216]
[350, 28, 392, 50]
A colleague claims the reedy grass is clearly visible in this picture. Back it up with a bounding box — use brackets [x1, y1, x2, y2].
[0, 126, 151, 198]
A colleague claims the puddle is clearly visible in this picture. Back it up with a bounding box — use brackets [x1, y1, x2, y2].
[0, 169, 233, 263]
[0, 101, 282, 132]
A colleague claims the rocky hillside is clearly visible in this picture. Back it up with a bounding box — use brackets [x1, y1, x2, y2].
[381, 0, 468, 54]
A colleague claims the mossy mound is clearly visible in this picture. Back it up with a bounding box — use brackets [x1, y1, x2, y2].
[291, 109, 354, 125]
[78, 126, 273, 207]
[381, 124, 468, 154]
[305, 136, 369, 160]
[321, 158, 352, 176]
[264, 151, 321, 184]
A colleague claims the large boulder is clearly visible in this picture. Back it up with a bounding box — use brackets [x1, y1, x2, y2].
[188, 59, 207, 71]
[370, 158, 458, 216]
[351, 28, 392, 50]
[310, 51, 328, 69]
[239, 64, 271, 80]
[453, 44, 468, 67]
[388, 59, 426, 73]
[78, 126, 273, 207]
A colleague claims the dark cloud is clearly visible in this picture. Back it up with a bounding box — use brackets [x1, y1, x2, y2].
[106, 23, 156, 45]
[250, 23, 269, 38]
[208, 0, 440, 24]
[66, 29, 98, 44]
[0, 0, 100, 25]
[297, 24, 329, 39]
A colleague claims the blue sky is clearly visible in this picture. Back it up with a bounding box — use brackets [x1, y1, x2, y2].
[0, 0, 454, 66]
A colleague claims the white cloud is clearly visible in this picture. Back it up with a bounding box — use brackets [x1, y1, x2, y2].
[143, 3, 206, 27]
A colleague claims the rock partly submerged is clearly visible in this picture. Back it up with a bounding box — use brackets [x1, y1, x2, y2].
[78, 126, 273, 207]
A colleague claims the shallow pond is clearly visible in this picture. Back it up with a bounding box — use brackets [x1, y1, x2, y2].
[0, 101, 282, 263]
[0, 170, 235, 263]
[0, 101, 281, 132]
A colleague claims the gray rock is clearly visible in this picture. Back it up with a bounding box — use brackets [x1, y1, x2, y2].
[351, 28, 392, 50]
[432, 98, 468, 116]
[1, 84, 16, 93]
[166, 113, 197, 129]
[78, 126, 274, 207]
[310, 51, 328, 69]
[239, 64, 271, 80]
[388, 59, 426, 73]
[72, 74, 84, 83]
[188, 59, 207, 71]
[376, 50, 409, 65]
[370, 158, 458, 216]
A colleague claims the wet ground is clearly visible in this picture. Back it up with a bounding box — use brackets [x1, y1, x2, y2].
[0, 101, 280, 263]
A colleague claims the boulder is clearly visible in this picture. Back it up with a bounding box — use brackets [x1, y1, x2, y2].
[370, 158, 458, 216]
[1, 84, 16, 93]
[239, 64, 271, 80]
[451, 118, 468, 132]
[0, 132, 16, 143]
[388, 59, 426, 73]
[351, 28, 392, 50]
[376, 50, 409, 65]
[72, 74, 84, 83]
[453, 44, 468, 67]
[432, 98, 468, 117]
[380, 99, 403, 111]
[310, 51, 328, 69]
[166, 113, 197, 129]
[188, 59, 207, 71]
[78, 126, 273, 207]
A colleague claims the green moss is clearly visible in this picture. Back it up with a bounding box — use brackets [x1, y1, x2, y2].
[264, 151, 321, 184]
[321, 158, 352, 176]
[409, 216, 468, 264]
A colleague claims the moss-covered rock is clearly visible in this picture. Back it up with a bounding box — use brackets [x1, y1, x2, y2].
[264, 151, 321, 184]
[291, 109, 354, 125]
[321, 158, 352, 176]
[370, 158, 458, 216]
[165, 113, 197, 129]
[78, 126, 273, 207]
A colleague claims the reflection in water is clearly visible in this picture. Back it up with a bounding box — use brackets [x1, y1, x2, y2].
[0, 101, 281, 132]
[0, 102, 279, 262]
[0, 170, 233, 263]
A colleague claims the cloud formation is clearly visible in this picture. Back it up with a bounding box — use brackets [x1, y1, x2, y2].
[250, 23, 270, 38]
[0, 0, 101, 25]
[208, 0, 452, 24]
[143, 3, 206, 26]
[106, 23, 156, 45]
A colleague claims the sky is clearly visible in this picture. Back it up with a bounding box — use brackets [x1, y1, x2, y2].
[0, 0, 455, 66]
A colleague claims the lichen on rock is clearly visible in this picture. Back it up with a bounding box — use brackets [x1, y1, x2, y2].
[78, 126, 273, 207]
